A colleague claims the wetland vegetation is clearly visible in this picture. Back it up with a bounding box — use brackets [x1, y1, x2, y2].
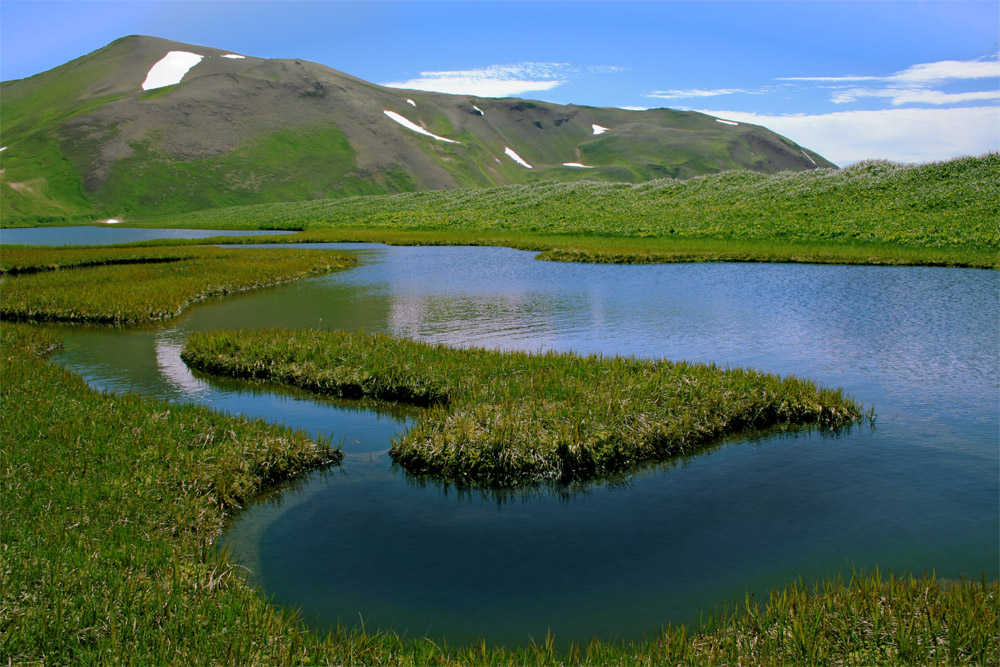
[182, 328, 865, 486]
[0, 245, 355, 323]
[2, 158, 998, 662]
[2, 322, 996, 664]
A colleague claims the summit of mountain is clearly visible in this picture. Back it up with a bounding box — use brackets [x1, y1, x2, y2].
[0, 35, 835, 222]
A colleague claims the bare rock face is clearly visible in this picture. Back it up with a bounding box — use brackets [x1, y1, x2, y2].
[2, 35, 835, 219]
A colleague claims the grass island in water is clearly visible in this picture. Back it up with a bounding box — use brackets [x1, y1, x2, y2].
[182, 328, 866, 486]
[2, 239, 997, 664]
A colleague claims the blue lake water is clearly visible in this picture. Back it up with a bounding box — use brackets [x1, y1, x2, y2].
[16, 229, 997, 646]
[0, 225, 288, 245]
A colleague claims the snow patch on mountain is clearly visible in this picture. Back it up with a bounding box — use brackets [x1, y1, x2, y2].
[592, 124, 609, 135]
[473, 105, 484, 115]
[221, 54, 245, 59]
[801, 149, 817, 165]
[715, 118, 739, 126]
[407, 99, 416, 106]
[383, 110, 460, 143]
[504, 147, 532, 168]
[142, 51, 204, 90]
[562, 162, 594, 168]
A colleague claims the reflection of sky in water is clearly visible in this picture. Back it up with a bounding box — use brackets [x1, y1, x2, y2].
[40, 240, 997, 646]
[155, 333, 211, 398]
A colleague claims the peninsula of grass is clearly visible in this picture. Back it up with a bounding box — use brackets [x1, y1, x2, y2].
[182, 328, 867, 486]
[4, 324, 997, 664]
[135, 154, 998, 269]
[0, 244, 355, 323]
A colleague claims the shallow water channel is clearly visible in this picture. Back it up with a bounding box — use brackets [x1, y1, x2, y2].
[13, 230, 999, 645]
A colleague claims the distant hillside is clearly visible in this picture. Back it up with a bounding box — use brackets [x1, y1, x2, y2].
[1, 35, 835, 223]
[149, 154, 999, 250]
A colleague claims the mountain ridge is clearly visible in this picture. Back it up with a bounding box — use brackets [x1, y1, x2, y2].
[0, 35, 836, 222]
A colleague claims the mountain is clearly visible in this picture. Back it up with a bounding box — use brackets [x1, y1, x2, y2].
[0, 35, 836, 223]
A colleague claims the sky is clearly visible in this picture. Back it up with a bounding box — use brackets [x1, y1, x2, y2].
[1, 0, 998, 166]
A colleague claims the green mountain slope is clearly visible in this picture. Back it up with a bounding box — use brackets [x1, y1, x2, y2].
[1, 35, 835, 223]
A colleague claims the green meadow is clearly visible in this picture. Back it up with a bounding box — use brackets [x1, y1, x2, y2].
[125, 154, 1000, 269]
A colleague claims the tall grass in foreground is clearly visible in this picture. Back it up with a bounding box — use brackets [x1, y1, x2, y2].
[3, 325, 997, 665]
[182, 328, 867, 486]
[0, 324, 338, 664]
[0, 245, 355, 323]
[2, 327, 996, 663]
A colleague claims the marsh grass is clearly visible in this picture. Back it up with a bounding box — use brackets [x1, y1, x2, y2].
[0, 244, 200, 274]
[181, 328, 867, 486]
[0, 245, 355, 323]
[2, 325, 995, 664]
[0, 323, 339, 664]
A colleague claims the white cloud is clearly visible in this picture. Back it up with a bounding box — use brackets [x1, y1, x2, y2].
[780, 55, 1000, 84]
[695, 106, 1000, 165]
[382, 62, 625, 98]
[777, 54, 1000, 107]
[383, 63, 567, 97]
[832, 88, 1000, 106]
[648, 88, 749, 100]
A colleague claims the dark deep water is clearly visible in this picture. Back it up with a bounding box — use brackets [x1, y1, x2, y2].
[11, 231, 995, 645]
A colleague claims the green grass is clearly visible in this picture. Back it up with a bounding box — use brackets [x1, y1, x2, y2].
[0, 323, 342, 664]
[109, 153, 1000, 269]
[3, 324, 997, 663]
[181, 328, 867, 486]
[1, 250, 996, 664]
[94, 124, 390, 218]
[0, 245, 355, 323]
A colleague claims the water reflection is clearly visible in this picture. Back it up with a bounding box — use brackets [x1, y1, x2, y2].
[34, 240, 997, 645]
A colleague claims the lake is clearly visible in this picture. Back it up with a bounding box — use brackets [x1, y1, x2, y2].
[12, 229, 997, 646]
[0, 225, 289, 245]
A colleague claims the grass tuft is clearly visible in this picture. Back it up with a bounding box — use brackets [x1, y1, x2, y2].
[182, 328, 867, 486]
[0, 245, 355, 323]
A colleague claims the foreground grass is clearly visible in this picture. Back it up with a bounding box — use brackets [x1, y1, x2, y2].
[0, 245, 355, 323]
[136, 155, 998, 268]
[182, 328, 866, 486]
[3, 324, 997, 664]
[0, 324, 339, 664]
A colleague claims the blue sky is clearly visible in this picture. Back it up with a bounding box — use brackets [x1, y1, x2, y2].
[2, 1, 998, 165]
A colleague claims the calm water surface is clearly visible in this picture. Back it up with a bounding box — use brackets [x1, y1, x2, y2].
[0, 225, 288, 245]
[24, 233, 998, 645]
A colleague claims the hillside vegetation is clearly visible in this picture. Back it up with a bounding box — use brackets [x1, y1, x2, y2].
[137, 154, 999, 268]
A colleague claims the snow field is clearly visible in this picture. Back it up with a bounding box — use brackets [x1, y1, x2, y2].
[383, 110, 460, 143]
[142, 51, 204, 91]
[504, 147, 532, 168]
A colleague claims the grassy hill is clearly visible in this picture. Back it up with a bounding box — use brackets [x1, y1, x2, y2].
[1, 35, 833, 224]
[140, 154, 997, 265]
